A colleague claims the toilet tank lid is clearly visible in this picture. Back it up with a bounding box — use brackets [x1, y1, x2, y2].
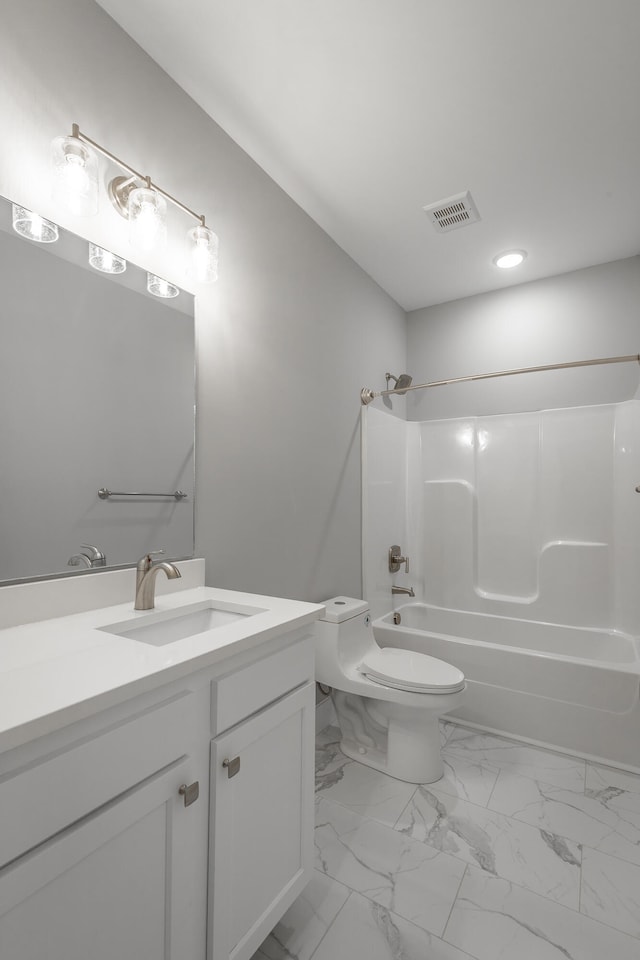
[319, 597, 370, 623]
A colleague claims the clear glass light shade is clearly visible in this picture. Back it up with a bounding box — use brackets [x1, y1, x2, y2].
[12, 204, 58, 243]
[51, 136, 99, 216]
[128, 187, 166, 250]
[88, 243, 126, 274]
[187, 225, 219, 283]
[147, 273, 179, 299]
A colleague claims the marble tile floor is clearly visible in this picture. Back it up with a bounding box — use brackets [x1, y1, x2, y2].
[252, 721, 640, 960]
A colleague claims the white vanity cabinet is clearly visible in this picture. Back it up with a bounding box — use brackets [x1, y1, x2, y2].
[0, 607, 318, 960]
[208, 635, 315, 960]
[0, 687, 207, 960]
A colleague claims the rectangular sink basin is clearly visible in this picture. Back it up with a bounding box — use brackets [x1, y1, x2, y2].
[99, 600, 267, 647]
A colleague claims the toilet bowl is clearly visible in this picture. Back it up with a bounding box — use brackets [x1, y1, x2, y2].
[315, 597, 466, 783]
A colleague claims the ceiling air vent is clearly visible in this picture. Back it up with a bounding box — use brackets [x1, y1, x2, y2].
[423, 190, 480, 233]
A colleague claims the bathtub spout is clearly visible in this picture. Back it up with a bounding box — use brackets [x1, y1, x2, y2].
[392, 585, 415, 597]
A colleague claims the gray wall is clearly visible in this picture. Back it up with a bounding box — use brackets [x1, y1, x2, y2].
[406, 257, 640, 420]
[0, 0, 406, 601]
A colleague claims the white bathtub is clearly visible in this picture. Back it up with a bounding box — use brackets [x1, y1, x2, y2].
[373, 603, 640, 770]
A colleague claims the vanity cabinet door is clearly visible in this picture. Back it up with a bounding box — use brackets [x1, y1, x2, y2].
[208, 682, 315, 960]
[0, 756, 202, 960]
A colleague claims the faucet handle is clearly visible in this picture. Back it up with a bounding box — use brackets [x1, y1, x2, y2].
[136, 549, 164, 572]
[388, 545, 410, 574]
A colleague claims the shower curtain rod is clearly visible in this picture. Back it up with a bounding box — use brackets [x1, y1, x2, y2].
[360, 353, 640, 405]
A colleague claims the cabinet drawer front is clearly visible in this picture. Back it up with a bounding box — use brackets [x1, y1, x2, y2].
[212, 635, 313, 735]
[0, 691, 194, 868]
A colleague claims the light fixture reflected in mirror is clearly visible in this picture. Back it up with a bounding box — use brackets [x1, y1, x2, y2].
[12, 204, 58, 243]
[51, 124, 219, 283]
[89, 243, 126, 274]
[51, 135, 99, 216]
[147, 272, 179, 299]
[187, 224, 219, 283]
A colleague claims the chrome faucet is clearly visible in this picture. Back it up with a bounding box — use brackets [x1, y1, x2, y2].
[392, 585, 415, 597]
[68, 552, 92, 569]
[135, 550, 181, 610]
[68, 543, 106, 569]
[80, 543, 106, 567]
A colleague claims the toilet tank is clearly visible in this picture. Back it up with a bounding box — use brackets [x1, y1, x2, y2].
[314, 596, 376, 686]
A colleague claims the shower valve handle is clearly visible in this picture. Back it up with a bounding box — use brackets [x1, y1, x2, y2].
[388, 545, 409, 574]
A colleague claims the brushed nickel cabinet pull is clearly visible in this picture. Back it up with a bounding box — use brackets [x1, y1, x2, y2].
[223, 756, 241, 778]
[179, 781, 200, 806]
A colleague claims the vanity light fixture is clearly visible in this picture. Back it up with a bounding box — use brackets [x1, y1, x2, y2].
[128, 186, 167, 251]
[187, 224, 219, 283]
[51, 135, 99, 216]
[493, 249, 527, 269]
[88, 243, 126, 274]
[51, 124, 219, 282]
[147, 272, 179, 299]
[12, 204, 58, 243]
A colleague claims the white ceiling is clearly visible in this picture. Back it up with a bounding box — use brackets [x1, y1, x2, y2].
[97, 0, 640, 311]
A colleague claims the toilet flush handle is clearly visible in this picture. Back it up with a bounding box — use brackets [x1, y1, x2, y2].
[388, 545, 409, 574]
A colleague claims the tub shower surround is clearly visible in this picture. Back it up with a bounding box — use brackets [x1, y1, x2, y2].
[362, 403, 640, 766]
[252, 723, 640, 960]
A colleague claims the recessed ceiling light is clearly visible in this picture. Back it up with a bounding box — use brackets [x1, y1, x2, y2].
[493, 250, 527, 269]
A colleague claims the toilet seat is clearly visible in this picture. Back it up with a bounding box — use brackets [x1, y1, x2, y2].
[359, 647, 465, 694]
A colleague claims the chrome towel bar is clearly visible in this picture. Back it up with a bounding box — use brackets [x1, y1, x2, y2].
[98, 488, 188, 500]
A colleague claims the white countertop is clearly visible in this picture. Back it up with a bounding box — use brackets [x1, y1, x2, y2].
[0, 585, 324, 754]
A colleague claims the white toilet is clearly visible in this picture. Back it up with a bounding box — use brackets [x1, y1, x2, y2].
[315, 597, 466, 783]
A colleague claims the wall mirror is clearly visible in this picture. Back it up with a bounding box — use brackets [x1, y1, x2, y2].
[0, 195, 195, 584]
